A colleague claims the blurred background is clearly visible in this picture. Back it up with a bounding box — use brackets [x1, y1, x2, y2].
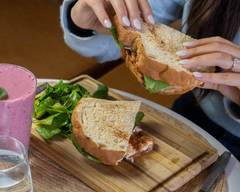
[0, 0, 178, 107]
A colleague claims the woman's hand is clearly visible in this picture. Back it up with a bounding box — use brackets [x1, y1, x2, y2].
[177, 36, 240, 105]
[71, 0, 154, 33]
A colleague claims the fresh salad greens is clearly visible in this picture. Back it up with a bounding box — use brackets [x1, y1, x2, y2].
[34, 81, 108, 140]
[34, 80, 144, 162]
[135, 112, 145, 126]
[110, 26, 124, 48]
[144, 76, 169, 93]
[92, 84, 109, 99]
[0, 87, 8, 100]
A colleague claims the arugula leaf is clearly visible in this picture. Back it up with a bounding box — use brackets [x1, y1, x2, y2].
[0, 87, 8, 100]
[110, 26, 124, 48]
[92, 84, 108, 99]
[52, 81, 71, 98]
[37, 84, 54, 102]
[63, 90, 81, 109]
[34, 81, 90, 140]
[72, 84, 89, 97]
[37, 113, 69, 128]
[72, 134, 101, 163]
[46, 103, 67, 114]
[34, 97, 55, 119]
[36, 127, 61, 140]
[144, 76, 169, 93]
[135, 111, 144, 125]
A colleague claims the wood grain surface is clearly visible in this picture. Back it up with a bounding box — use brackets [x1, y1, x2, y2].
[31, 76, 225, 192]
[29, 144, 94, 192]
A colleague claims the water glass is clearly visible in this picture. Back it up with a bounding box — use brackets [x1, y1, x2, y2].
[0, 135, 33, 192]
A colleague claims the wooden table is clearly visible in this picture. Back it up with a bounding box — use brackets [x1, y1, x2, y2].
[29, 144, 93, 192]
[29, 78, 239, 192]
[30, 143, 227, 192]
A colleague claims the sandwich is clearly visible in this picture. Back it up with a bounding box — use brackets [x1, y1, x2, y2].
[71, 98, 153, 165]
[111, 17, 212, 95]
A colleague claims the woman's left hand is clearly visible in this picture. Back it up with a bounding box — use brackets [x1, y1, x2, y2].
[176, 36, 240, 105]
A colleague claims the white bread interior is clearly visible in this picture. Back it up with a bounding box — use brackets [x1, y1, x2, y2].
[72, 98, 141, 165]
[141, 23, 193, 73]
[113, 16, 213, 95]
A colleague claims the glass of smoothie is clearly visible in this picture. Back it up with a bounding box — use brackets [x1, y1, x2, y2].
[0, 64, 36, 151]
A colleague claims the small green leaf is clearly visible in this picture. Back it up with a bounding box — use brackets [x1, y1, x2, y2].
[36, 127, 61, 140]
[72, 84, 89, 97]
[135, 112, 145, 125]
[36, 113, 69, 128]
[92, 84, 108, 99]
[144, 76, 169, 93]
[37, 84, 54, 101]
[63, 90, 81, 109]
[47, 103, 67, 114]
[34, 97, 55, 119]
[110, 26, 124, 48]
[0, 87, 8, 100]
[72, 135, 101, 163]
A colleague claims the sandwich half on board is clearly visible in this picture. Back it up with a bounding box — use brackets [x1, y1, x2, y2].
[71, 98, 153, 166]
[112, 16, 213, 95]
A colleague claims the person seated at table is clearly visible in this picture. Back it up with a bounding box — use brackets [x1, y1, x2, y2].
[60, 0, 240, 160]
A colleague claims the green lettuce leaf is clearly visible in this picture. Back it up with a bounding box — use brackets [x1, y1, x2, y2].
[36, 127, 61, 140]
[0, 87, 8, 100]
[36, 113, 69, 128]
[110, 26, 124, 48]
[34, 81, 90, 140]
[144, 76, 169, 93]
[92, 84, 108, 99]
[135, 112, 144, 125]
[34, 97, 55, 119]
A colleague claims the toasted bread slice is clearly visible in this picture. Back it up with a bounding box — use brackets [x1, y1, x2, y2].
[113, 17, 212, 95]
[71, 98, 142, 165]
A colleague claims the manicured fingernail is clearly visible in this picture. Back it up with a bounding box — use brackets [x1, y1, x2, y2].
[148, 15, 155, 24]
[179, 60, 191, 65]
[176, 50, 189, 57]
[183, 41, 194, 47]
[133, 19, 141, 30]
[103, 19, 112, 28]
[193, 72, 202, 78]
[122, 16, 130, 27]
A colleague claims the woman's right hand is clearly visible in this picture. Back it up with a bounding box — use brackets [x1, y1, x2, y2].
[71, 0, 154, 34]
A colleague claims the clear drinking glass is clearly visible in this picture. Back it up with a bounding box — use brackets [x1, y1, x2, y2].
[0, 135, 33, 192]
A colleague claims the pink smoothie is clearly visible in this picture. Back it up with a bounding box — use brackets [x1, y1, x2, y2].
[0, 64, 36, 150]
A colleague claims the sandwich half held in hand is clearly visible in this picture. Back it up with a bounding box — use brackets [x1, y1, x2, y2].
[71, 98, 153, 166]
[112, 17, 213, 95]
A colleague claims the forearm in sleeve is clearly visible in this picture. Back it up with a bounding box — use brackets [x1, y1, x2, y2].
[60, 0, 121, 63]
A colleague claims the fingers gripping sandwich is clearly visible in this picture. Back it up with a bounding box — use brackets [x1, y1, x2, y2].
[112, 16, 212, 95]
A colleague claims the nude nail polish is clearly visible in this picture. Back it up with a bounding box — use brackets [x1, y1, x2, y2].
[179, 60, 191, 65]
[176, 50, 189, 57]
[148, 15, 155, 24]
[122, 16, 130, 27]
[193, 72, 202, 78]
[183, 41, 194, 47]
[103, 19, 112, 28]
[133, 19, 141, 30]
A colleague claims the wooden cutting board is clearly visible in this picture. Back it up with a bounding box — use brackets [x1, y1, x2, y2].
[31, 75, 220, 192]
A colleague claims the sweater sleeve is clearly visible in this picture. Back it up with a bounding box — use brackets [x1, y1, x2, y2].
[149, 0, 184, 24]
[223, 98, 240, 123]
[60, 0, 185, 63]
[60, 0, 121, 63]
